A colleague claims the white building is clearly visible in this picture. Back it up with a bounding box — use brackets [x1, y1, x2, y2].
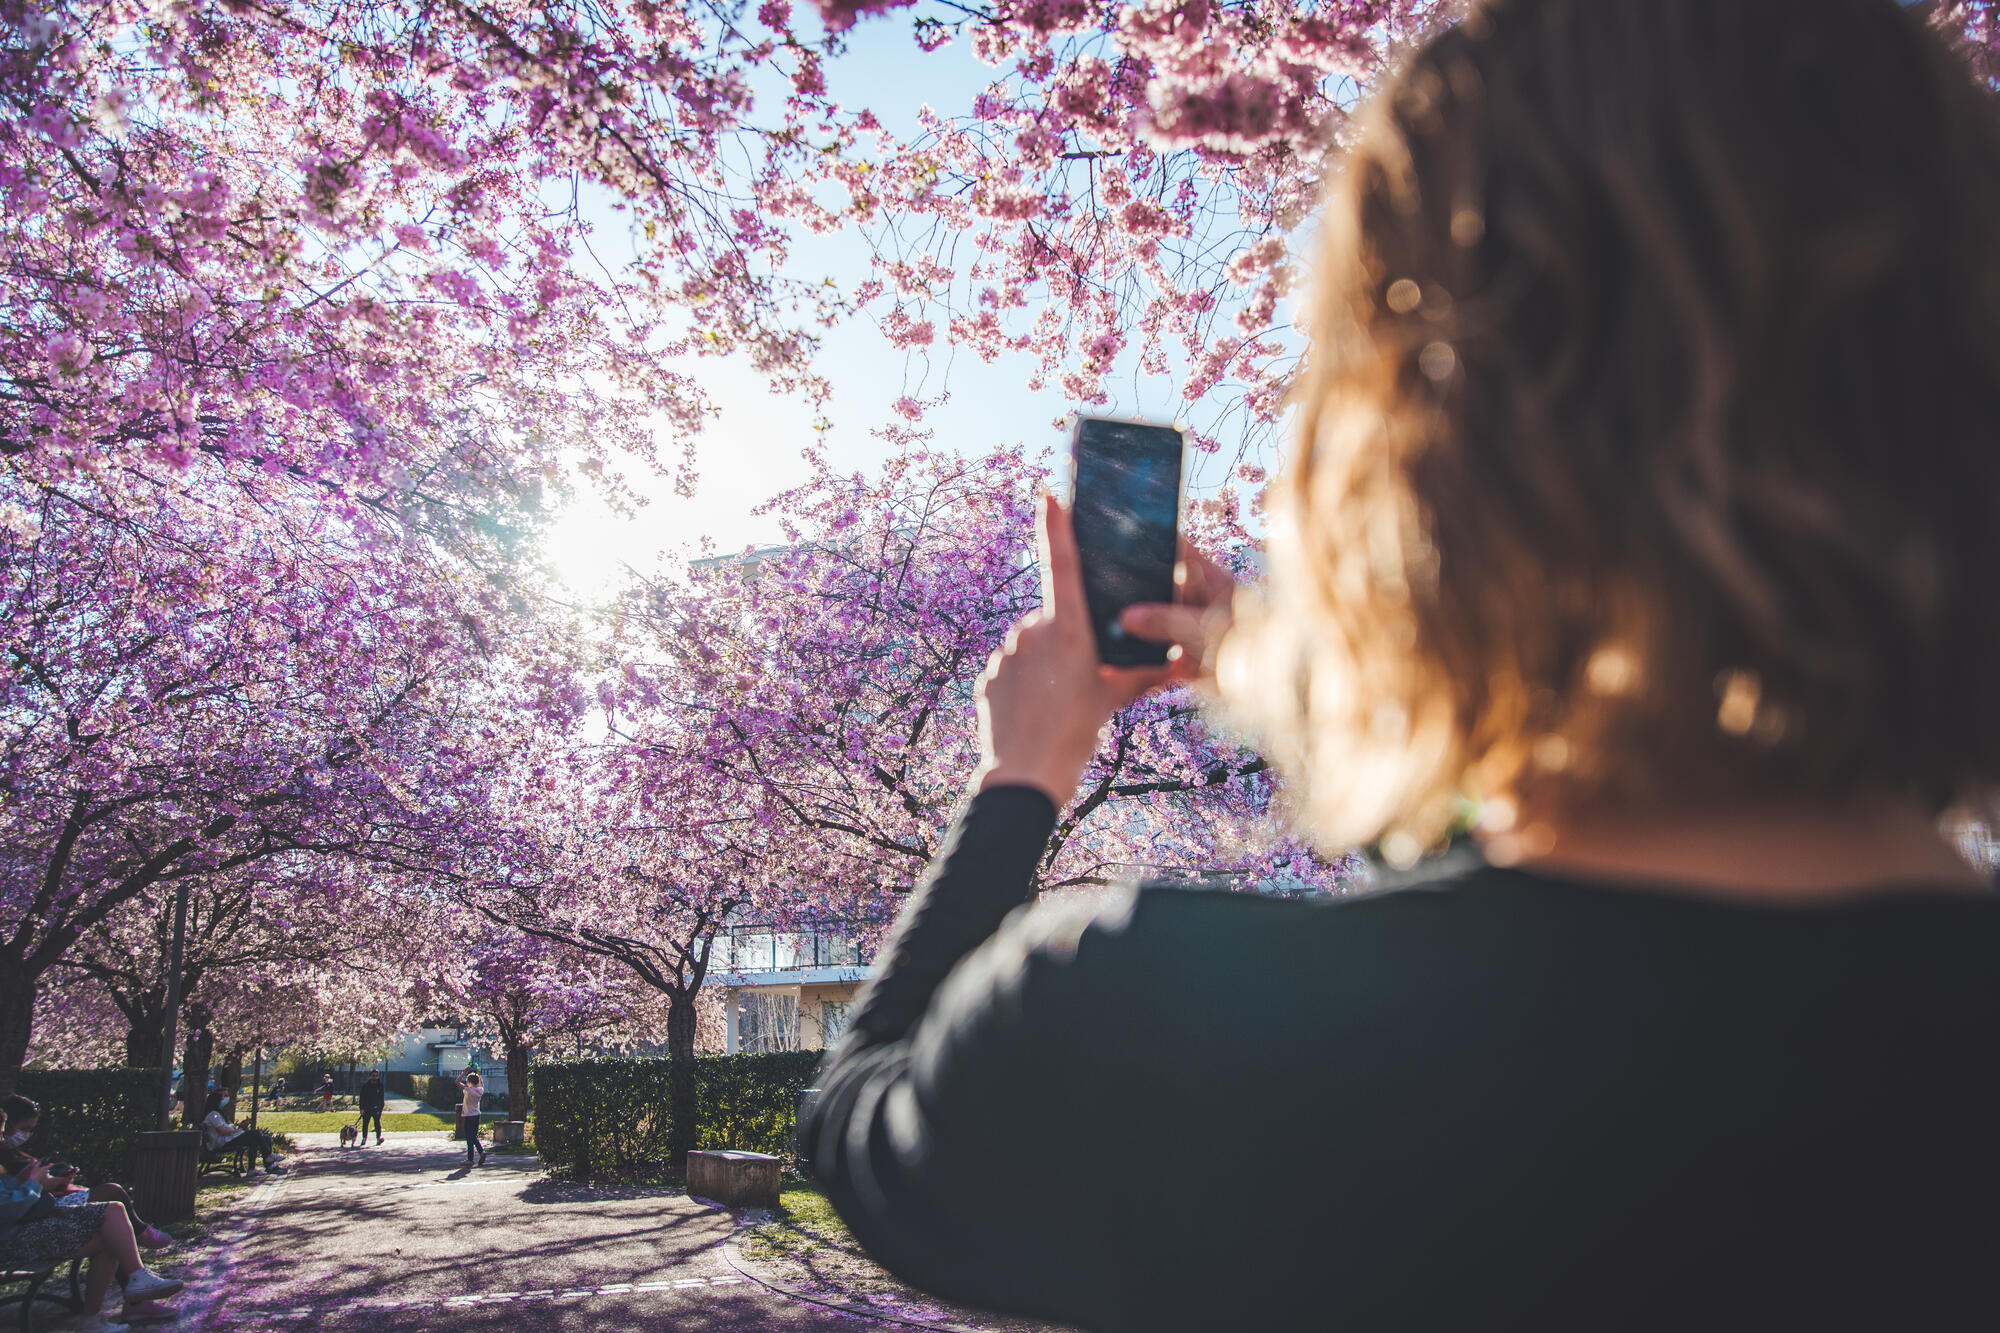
[376, 1025, 510, 1101]
[705, 918, 882, 1053]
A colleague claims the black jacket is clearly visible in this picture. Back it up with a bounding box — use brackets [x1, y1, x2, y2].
[803, 785, 2000, 1332]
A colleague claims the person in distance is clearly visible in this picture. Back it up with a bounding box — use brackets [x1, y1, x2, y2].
[801, 0, 2000, 1329]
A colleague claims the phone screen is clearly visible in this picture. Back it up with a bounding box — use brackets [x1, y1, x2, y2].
[1069, 416, 1185, 666]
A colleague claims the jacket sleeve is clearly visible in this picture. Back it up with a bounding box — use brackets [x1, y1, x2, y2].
[800, 784, 1139, 1328]
[0, 1174, 43, 1226]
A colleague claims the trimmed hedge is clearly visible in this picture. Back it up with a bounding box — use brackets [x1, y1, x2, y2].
[16, 1068, 162, 1182]
[698, 1052, 822, 1158]
[534, 1052, 821, 1177]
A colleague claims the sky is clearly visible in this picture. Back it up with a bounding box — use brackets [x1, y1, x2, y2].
[538, 17, 1246, 597]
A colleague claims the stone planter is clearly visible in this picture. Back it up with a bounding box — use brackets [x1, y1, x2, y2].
[686, 1149, 780, 1208]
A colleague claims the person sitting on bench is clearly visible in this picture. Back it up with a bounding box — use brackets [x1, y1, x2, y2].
[0, 1098, 184, 1332]
[200, 1092, 285, 1175]
[0, 1097, 173, 1251]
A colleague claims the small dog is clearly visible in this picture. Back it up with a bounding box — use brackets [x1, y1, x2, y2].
[339, 1123, 358, 1148]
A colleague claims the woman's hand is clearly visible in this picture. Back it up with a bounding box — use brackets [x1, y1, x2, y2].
[1118, 540, 1238, 685]
[973, 495, 1168, 807]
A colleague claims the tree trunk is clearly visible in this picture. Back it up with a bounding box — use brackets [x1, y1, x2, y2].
[179, 1003, 213, 1128]
[666, 990, 697, 1171]
[0, 972, 37, 1100]
[505, 1038, 531, 1122]
[124, 1023, 158, 1070]
[217, 1048, 245, 1109]
[121, 990, 167, 1069]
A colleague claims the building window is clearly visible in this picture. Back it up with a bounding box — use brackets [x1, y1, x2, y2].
[738, 992, 800, 1053]
[719, 919, 883, 973]
[820, 1001, 850, 1047]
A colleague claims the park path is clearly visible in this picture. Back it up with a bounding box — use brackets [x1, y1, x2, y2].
[186, 1133, 890, 1332]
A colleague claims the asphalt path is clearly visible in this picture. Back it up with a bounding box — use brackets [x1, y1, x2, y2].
[190, 1133, 887, 1331]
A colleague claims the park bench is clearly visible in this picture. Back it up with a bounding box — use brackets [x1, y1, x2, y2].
[0, 1258, 81, 1332]
[199, 1136, 253, 1177]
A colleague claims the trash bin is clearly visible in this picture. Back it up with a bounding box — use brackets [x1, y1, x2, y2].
[131, 1131, 202, 1224]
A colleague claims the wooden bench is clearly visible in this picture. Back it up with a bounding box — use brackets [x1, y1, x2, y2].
[0, 1259, 82, 1332]
[199, 1137, 253, 1177]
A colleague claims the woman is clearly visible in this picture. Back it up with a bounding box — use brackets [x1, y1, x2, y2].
[457, 1071, 486, 1166]
[0, 1138, 184, 1332]
[199, 1091, 285, 1175]
[802, 1, 2000, 1329]
[0, 1097, 174, 1253]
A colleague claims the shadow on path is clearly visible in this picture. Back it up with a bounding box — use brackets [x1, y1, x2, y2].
[207, 1138, 890, 1330]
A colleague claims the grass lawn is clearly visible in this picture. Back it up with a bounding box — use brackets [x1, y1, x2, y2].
[250, 1110, 495, 1133]
[739, 1179, 854, 1266]
[739, 1181, 1062, 1333]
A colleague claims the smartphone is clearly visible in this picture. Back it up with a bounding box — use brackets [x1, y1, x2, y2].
[1068, 415, 1186, 666]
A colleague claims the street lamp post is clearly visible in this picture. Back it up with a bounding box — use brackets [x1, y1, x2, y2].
[249, 1047, 263, 1131]
[155, 880, 190, 1131]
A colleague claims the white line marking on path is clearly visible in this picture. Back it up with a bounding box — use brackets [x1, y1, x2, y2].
[166, 1163, 296, 1329]
[227, 1272, 757, 1323]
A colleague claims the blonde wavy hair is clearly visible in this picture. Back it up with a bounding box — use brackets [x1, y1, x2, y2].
[1221, 0, 2000, 862]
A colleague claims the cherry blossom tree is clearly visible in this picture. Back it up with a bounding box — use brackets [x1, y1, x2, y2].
[611, 445, 1348, 916]
[441, 926, 635, 1122]
[0, 0, 869, 519]
[457, 739, 809, 1166]
[59, 857, 410, 1069]
[779, 0, 1997, 472]
[0, 480, 582, 1096]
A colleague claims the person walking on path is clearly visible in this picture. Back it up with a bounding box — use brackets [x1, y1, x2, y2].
[357, 1073, 386, 1146]
[316, 1075, 335, 1114]
[457, 1072, 487, 1166]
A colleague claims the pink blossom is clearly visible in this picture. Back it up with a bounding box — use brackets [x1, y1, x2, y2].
[809, 0, 916, 34]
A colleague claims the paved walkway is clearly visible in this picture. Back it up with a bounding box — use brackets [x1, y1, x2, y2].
[186, 1133, 888, 1331]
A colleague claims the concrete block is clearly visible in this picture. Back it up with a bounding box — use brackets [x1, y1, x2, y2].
[687, 1149, 781, 1208]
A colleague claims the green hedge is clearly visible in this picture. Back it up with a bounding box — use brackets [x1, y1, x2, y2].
[16, 1068, 162, 1182]
[424, 1075, 459, 1111]
[533, 1052, 821, 1177]
[698, 1052, 823, 1158]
